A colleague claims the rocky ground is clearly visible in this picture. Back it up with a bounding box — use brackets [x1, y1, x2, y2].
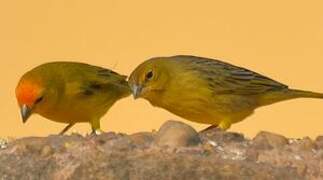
[0, 120, 322, 180]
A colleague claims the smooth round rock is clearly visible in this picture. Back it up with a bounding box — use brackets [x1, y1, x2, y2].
[253, 131, 288, 150]
[155, 120, 201, 148]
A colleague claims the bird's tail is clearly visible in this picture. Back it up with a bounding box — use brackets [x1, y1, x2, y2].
[288, 89, 323, 99]
[258, 89, 323, 107]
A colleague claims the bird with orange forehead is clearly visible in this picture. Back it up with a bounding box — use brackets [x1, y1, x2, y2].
[16, 62, 130, 135]
[129, 55, 323, 131]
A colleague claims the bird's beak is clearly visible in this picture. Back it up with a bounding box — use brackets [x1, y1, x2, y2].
[132, 84, 143, 99]
[21, 104, 32, 123]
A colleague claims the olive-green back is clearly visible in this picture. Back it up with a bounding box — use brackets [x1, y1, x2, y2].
[169, 55, 288, 95]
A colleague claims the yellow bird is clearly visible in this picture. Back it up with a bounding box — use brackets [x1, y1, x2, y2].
[16, 62, 130, 135]
[128, 55, 323, 131]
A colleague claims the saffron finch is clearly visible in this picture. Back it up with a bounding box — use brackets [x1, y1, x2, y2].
[16, 62, 130, 134]
[129, 55, 323, 130]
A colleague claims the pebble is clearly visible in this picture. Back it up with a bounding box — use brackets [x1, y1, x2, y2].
[155, 120, 201, 148]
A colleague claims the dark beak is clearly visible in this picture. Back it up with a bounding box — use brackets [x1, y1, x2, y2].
[132, 84, 143, 99]
[21, 104, 32, 123]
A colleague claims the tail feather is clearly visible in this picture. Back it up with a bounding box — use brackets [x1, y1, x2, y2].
[289, 89, 323, 99]
[258, 89, 323, 106]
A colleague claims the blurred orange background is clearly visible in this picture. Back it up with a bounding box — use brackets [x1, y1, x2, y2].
[1, 0, 323, 138]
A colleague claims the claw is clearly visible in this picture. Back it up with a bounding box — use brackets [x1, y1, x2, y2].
[91, 129, 103, 136]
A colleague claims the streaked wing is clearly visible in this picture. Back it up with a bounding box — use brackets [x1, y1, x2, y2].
[178, 55, 288, 95]
[95, 68, 129, 88]
[79, 66, 129, 96]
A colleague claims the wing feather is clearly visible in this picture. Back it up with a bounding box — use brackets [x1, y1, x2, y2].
[74, 65, 129, 96]
[176, 55, 288, 95]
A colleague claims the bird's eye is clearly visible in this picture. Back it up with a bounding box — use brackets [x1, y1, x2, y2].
[35, 96, 44, 104]
[145, 70, 153, 80]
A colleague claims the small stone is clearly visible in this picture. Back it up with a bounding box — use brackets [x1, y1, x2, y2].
[91, 132, 118, 145]
[101, 136, 134, 152]
[291, 137, 316, 151]
[288, 139, 297, 144]
[222, 132, 245, 143]
[216, 146, 224, 152]
[0, 138, 8, 149]
[315, 136, 323, 149]
[245, 148, 259, 161]
[130, 132, 154, 146]
[41, 145, 53, 157]
[294, 155, 302, 160]
[252, 131, 288, 150]
[207, 140, 218, 147]
[199, 130, 245, 145]
[155, 120, 201, 148]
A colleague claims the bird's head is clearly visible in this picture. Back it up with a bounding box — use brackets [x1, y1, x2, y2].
[15, 74, 46, 123]
[128, 57, 171, 100]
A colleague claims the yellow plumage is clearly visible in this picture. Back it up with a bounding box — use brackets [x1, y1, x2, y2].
[129, 55, 323, 130]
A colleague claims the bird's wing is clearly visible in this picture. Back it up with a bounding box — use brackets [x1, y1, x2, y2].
[179, 56, 288, 95]
[78, 66, 129, 96]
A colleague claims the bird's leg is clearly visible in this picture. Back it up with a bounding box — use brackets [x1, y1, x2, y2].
[200, 119, 232, 133]
[59, 123, 75, 135]
[200, 125, 218, 133]
[218, 120, 231, 130]
[91, 129, 104, 135]
[90, 119, 103, 135]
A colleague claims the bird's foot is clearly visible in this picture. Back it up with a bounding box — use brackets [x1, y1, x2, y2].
[90, 129, 104, 136]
